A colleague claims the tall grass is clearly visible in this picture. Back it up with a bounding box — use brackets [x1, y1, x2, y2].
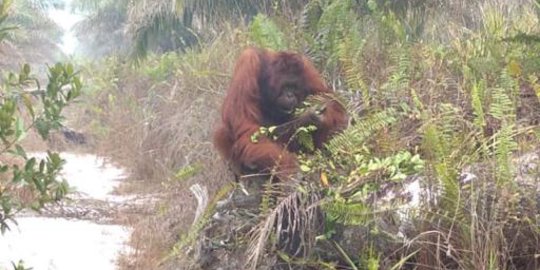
[78, 30, 249, 268]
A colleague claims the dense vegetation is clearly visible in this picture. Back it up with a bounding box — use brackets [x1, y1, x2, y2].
[3, 0, 540, 269]
[75, 0, 540, 269]
[73, 0, 540, 269]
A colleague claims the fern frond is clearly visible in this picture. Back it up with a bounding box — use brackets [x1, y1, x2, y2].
[248, 14, 287, 50]
[299, 0, 323, 33]
[323, 197, 371, 226]
[471, 80, 487, 129]
[174, 163, 202, 181]
[438, 103, 463, 143]
[325, 108, 399, 156]
[382, 47, 411, 104]
[314, 0, 355, 65]
[423, 123, 460, 207]
[337, 29, 368, 103]
[493, 124, 518, 185]
[489, 86, 515, 122]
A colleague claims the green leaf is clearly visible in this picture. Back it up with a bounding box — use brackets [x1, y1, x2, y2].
[300, 164, 311, 172]
[14, 118, 26, 142]
[35, 119, 50, 139]
[22, 94, 35, 119]
[48, 152, 64, 167]
[32, 176, 45, 193]
[13, 144, 27, 159]
[73, 76, 82, 91]
[39, 160, 45, 173]
[7, 73, 16, 84]
[24, 158, 36, 172]
[251, 130, 260, 143]
[66, 63, 74, 76]
[22, 64, 30, 77]
[12, 167, 22, 183]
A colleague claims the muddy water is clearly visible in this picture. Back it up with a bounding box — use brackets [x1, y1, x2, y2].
[0, 153, 132, 270]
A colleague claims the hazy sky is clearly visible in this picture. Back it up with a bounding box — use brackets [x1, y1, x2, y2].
[48, 0, 82, 55]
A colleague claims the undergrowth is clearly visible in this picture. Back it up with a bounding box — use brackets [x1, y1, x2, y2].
[77, 0, 540, 269]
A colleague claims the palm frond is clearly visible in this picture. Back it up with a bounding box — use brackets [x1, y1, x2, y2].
[127, 0, 197, 62]
[246, 182, 322, 270]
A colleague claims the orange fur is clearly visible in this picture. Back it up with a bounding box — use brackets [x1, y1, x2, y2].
[213, 47, 347, 180]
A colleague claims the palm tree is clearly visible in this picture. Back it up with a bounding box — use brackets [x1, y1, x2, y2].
[72, 0, 310, 60]
[72, 0, 130, 58]
[0, 0, 64, 72]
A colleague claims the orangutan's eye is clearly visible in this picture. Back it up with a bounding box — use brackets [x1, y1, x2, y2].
[283, 85, 298, 94]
